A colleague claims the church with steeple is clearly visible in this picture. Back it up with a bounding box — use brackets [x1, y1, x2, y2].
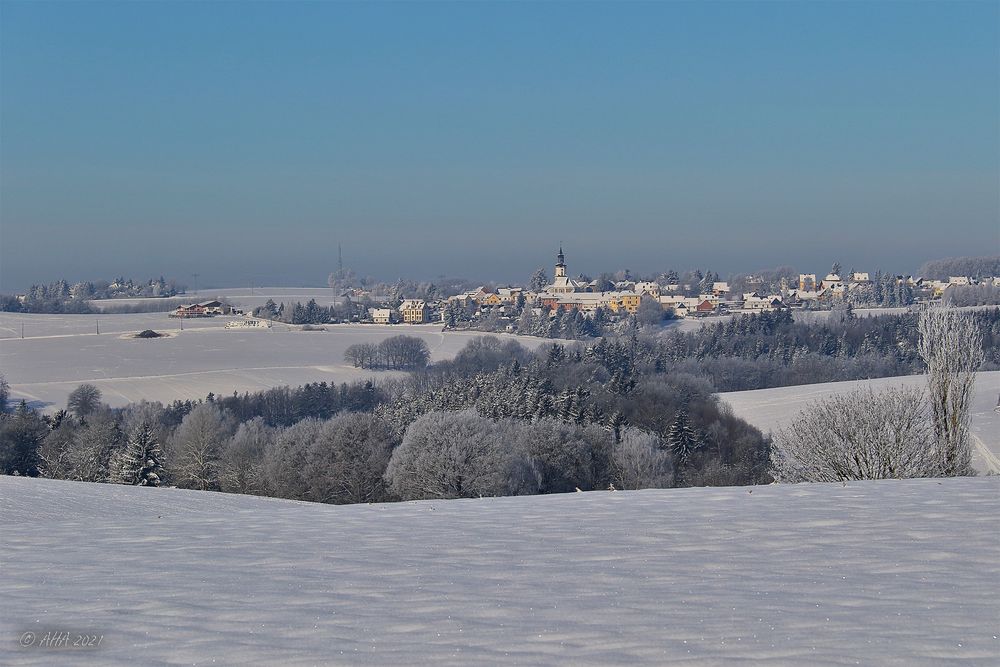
[546, 247, 586, 294]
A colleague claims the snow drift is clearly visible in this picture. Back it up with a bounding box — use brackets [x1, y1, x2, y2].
[1, 475, 998, 665]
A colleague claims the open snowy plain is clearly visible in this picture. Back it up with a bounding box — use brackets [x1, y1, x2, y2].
[1, 475, 997, 665]
[719, 371, 1000, 474]
[0, 311, 547, 410]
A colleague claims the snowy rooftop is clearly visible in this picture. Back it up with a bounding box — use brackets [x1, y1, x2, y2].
[1, 476, 998, 665]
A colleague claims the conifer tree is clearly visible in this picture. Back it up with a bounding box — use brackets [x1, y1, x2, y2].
[114, 421, 164, 487]
[668, 409, 700, 464]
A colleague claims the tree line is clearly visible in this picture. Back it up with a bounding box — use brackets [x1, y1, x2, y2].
[344, 336, 431, 370]
[1, 276, 184, 313]
[0, 305, 991, 502]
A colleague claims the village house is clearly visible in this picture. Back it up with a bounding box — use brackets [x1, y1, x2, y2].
[169, 300, 230, 318]
[820, 273, 843, 291]
[399, 299, 428, 324]
[634, 282, 660, 298]
[371, 308, 395, 325]
[481, 293, 503, 307]
[659, 295, 700, 317]
[543, 293, 605, 314]
[496, 287, 524, 304]
[695, 299, 716, 314]
[743, 294, 786, 311]
[607, 291, 642, 314]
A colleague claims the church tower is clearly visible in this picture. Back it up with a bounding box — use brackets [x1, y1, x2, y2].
[555, 246, 567, 279]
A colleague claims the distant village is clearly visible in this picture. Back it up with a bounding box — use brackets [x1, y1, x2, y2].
[164, 249, 1000, 333]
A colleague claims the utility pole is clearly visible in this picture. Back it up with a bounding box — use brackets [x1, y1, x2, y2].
[192, 273, 200, 295]
[21, 322, 24, 339]
[96, 319, 100, 335]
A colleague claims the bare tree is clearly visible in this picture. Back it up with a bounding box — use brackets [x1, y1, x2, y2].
[770, 386, 937, 482]
[220, 417, 274, 495]
[40, 409, 122, 482]
[304, 412, 395, 504]
[261, 418, 325, 500]
[611, 428, 673, 490]
[918, 305, 983, 476]
[169, 403, 232, 490]
[67, 383, 103, 418]
[509, 418, 612, 494]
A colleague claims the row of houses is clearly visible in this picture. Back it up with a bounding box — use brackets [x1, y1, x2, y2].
[371, 299, 431, 324]
[791, 272, 1000, 302]
[534, 249, 783, 317]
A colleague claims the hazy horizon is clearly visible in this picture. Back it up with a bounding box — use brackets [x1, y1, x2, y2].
[2, 1, 998, 292]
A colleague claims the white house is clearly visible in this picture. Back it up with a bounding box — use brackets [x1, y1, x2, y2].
[371, 308, 394, 324]
[634, 281, 661, 298]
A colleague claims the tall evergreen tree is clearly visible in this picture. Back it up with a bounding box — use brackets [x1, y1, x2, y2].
[668, 409, 700, 464]
[114, 422, 164, 486]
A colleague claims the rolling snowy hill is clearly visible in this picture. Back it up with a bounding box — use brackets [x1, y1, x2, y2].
[2, 475, 997, 665]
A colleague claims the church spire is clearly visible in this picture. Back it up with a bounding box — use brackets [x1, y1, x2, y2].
[555, 246, 567, 279]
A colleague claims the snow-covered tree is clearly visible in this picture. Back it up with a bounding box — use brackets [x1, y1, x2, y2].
[668, 409, 700, 464]
[918, 305, 984, 476]
[220, 417, 274, 495]
[113, 421, 164, 486]
[304, 412, 395, 504]
[611, 428, 673, 490]
[384, 410, 518, 500]
[67, 383, 103, 419]
[169, 402, 231, 491]
[529, 268, 549, 293]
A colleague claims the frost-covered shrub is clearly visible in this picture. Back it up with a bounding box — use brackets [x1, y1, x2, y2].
[385, 411, 518, 500]
[611, 428, 673, 490]
[770, 386, 937, 482]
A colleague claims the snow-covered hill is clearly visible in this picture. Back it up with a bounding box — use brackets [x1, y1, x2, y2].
[2, 476, 998, 665]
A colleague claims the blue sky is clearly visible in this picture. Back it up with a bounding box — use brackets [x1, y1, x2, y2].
[1, 1, 997, 290]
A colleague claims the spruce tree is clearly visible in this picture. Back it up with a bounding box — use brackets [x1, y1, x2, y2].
[668, 410, 700, 464]
[114, 422, 164, 487]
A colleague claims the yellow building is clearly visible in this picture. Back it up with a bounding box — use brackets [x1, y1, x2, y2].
[400, 299, 428, 324]
[608, 292, 642, 314]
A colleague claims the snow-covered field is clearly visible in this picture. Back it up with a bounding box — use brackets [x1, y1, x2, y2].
[1, 476, 997, 665]
[719, 371, 1000, 474]
[0, 312, 546, 410]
